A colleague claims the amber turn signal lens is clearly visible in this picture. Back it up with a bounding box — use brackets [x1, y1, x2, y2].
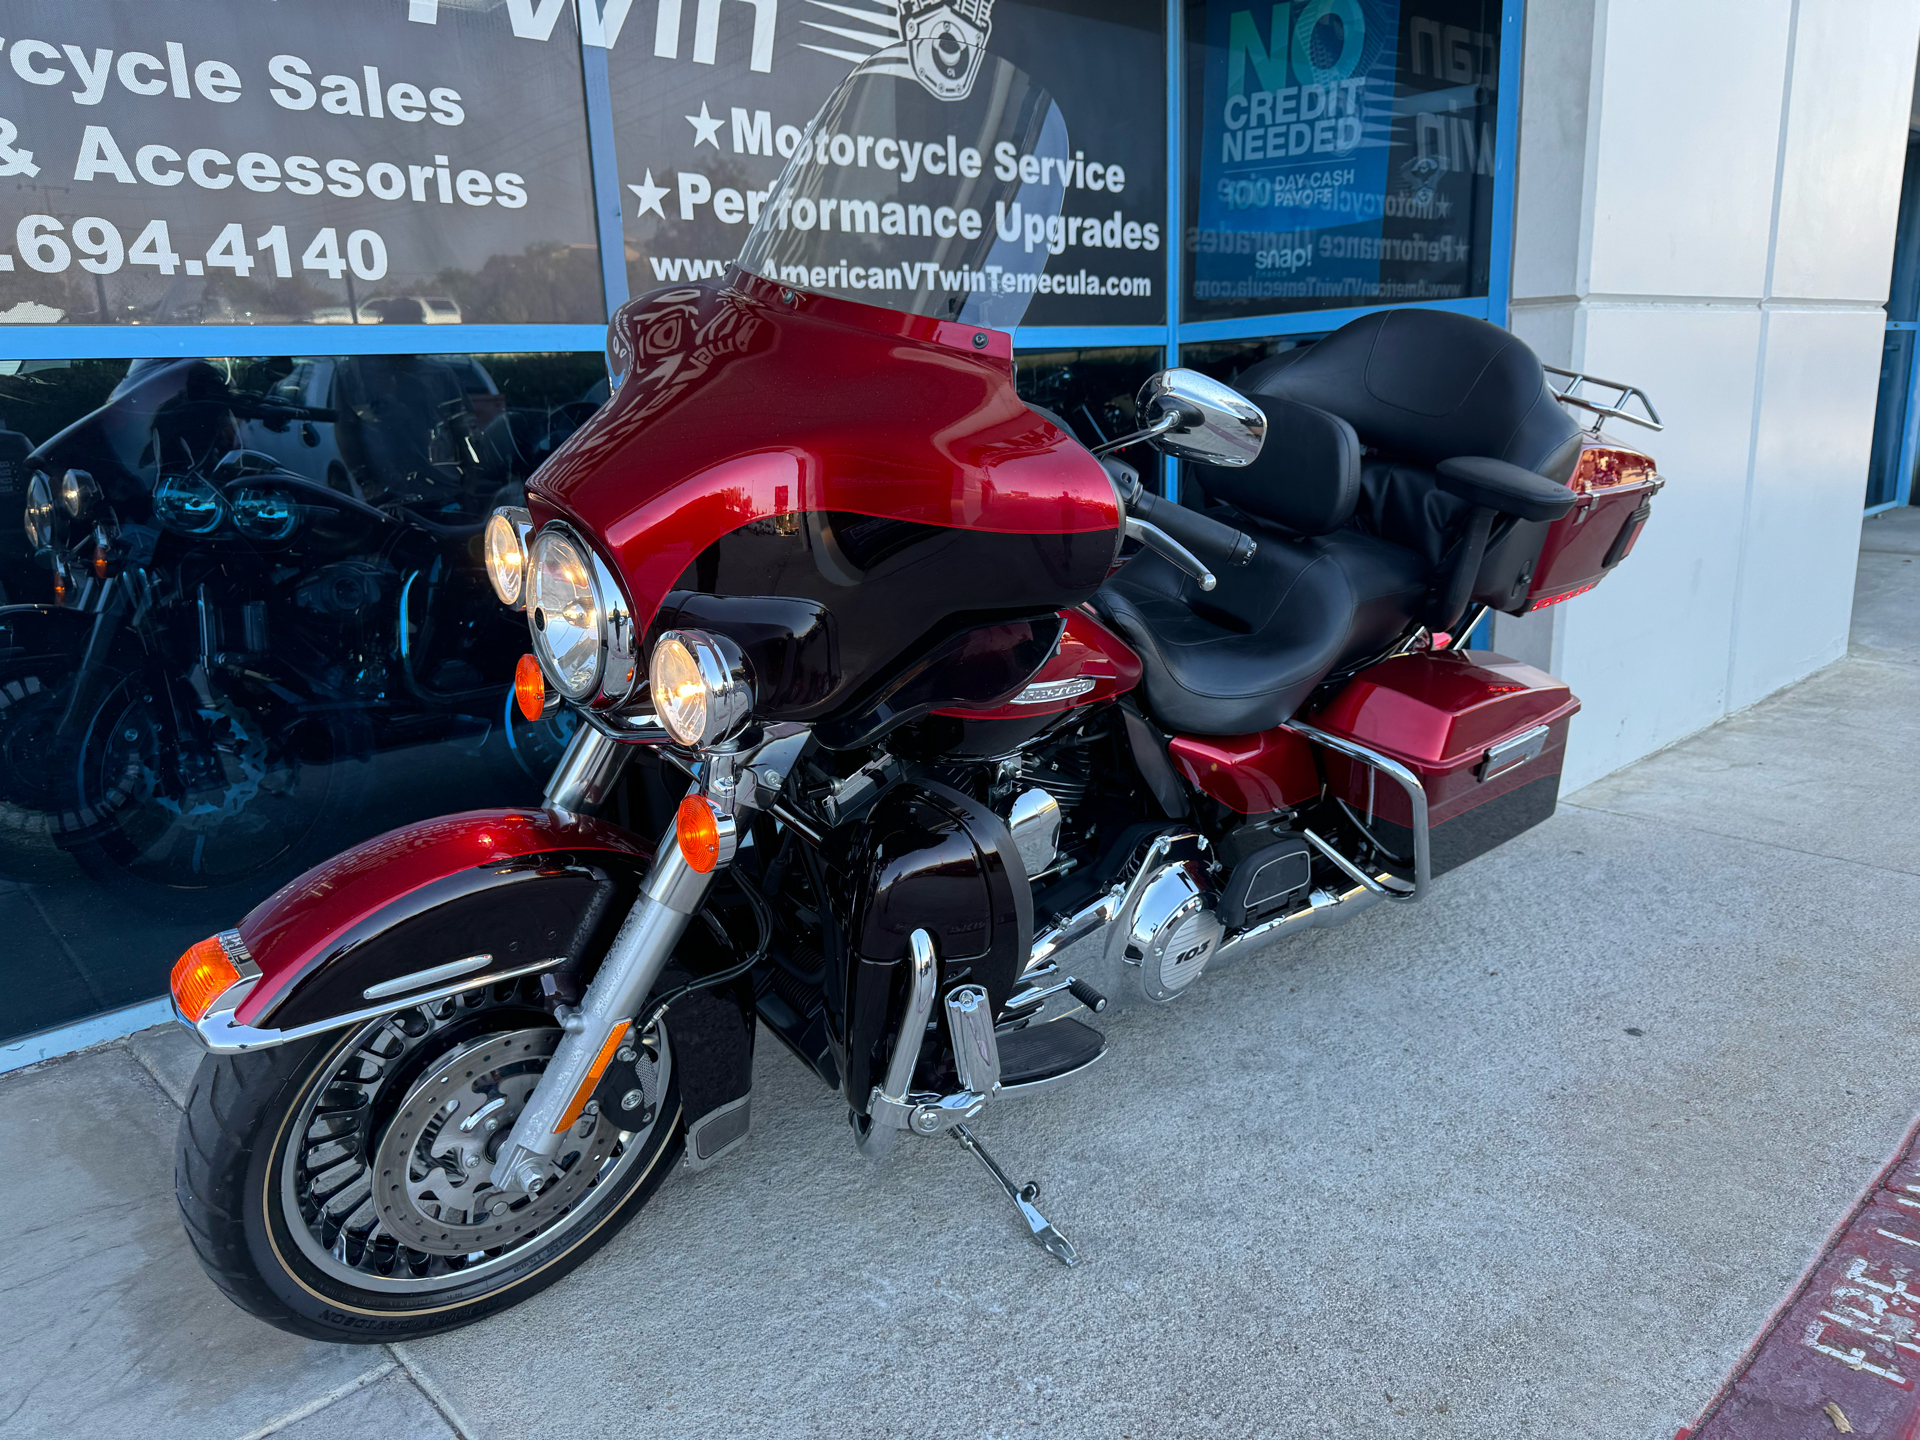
[171, 936, 240, 1022]
[676, 795, 720, 873]
[514, 652, 547, 722]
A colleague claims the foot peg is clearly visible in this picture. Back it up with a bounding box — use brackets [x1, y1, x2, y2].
[858, 932, 1080, 1268]
[951, 1123, 1078, 1267]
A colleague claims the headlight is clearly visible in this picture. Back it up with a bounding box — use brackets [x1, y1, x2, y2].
[231, 487, 298, 540]
[649, 629, 754, 748]
[24, 471, 57, 551]
[58, 468, 98, 519]
[153, 473, 225, 534]
[485, 507, 531, 608]
[528, 529, 601, 699]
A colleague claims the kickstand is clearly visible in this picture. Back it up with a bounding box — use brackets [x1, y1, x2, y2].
[950, 1123, 1078, 1267]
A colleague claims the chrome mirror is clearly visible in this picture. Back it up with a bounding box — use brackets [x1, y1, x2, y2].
[1091, 368, 1266, 467]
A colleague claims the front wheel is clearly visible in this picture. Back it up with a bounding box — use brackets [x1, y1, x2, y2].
[175, 980, 682, 1341]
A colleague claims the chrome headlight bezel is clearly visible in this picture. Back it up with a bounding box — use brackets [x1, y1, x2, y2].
[524, 521, 637, 710]
[485, 506, 533, 609]
[24, 471, 58, 552]
[648, 629, 755, 748]
[58, 468, 98, 520]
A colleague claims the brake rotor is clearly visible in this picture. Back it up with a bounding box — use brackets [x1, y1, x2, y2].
[370, 1027, 643, 1256]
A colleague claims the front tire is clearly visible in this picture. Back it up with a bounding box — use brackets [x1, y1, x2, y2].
[175, 981, 682, 1342]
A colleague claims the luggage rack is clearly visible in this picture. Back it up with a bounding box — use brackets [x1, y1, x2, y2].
[1543, 364, 1664, 433]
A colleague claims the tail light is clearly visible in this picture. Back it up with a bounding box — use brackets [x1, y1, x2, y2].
[1568, 441, 1658, 493]
[1525, 581, 1600, 612]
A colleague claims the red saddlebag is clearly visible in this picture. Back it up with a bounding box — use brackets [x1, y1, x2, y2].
[1305, 651, 1581, 876]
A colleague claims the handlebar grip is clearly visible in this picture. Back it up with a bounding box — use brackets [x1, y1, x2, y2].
[1130, 490, 1256, 569]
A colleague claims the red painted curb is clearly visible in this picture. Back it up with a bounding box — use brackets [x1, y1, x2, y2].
[1681, 1120, 1920, 1440]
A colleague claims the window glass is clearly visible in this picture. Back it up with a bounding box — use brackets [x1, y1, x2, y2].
[1184, 0, 1502, 322]
[0, 1, 603, 327]
[0, 351, 605, 1043]
[1015, 346, 1165, 448]
[609, 0, 1169, 328]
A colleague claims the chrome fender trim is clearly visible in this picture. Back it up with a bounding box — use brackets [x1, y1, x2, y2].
[180, 954, 570, 1054]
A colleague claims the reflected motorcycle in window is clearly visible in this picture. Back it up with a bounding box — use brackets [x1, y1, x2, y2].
[0, 357, 574, 916]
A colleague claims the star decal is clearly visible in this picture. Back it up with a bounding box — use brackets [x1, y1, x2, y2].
[685, 101, 723, 149]
[628, 169, 669, 219]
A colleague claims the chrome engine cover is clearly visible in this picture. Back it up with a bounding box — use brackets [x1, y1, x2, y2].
[1116, 851, 1223, 1001]
[1098, 833, 1214, 1006]
[1018, 829, 1227, 1013]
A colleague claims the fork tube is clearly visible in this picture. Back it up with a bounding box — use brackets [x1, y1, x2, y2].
[489, 814, 720, 1192]
[545, 725, 632, 814]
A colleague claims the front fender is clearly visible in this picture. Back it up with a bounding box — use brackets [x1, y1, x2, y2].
[231, 807, 652, 1028]
[192, 805, 761, 1156]
[0, 602, 107, 666]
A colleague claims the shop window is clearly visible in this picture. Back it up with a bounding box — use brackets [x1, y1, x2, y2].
[0, 352, 604, 1042]
[1016, 346, 1167, 447]
[1865, 128, 1918, 511]
[1183, 0, 1503, 323]
[1180, 335, 1320, 384]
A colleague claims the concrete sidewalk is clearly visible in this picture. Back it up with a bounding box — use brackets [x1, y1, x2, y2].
[2, 510, 1914, 1440]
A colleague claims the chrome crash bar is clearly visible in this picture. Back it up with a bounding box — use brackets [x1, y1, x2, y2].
[1287, 722, 1431, 902]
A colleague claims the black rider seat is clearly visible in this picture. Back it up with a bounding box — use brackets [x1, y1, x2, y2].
[1093, 524, 1426, 736]
[1094, 309, 1583, 737]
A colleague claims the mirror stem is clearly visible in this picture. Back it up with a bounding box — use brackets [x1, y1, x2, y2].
[1089, 408, 1182, 458]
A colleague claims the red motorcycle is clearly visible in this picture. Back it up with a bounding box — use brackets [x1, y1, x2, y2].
[164, 54, 1664, 1341]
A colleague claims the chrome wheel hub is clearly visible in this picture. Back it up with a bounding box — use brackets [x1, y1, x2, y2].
[279, 989, 670, 1294]
[370, 1029, 616, 1254]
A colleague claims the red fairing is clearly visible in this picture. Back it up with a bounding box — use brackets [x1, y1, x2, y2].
[529, 270, 1121, 634]
[1167, 727, 1321, 814]
[233, 808, 648, 1024]
[1304, 651, 1581, 825]
[934, 608, 1141, 719]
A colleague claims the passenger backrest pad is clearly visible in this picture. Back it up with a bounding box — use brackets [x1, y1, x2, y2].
[1244, 309, 1585, 482]
[1188, 394, 1361, 537]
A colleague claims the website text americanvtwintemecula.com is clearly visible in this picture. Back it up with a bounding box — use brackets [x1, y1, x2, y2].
[649, 254, 1153, 298]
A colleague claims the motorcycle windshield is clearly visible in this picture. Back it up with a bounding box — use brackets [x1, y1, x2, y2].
[736, 52, 1069, 331]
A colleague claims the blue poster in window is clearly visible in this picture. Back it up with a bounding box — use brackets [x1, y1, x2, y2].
[1187, 0, 1501, 319]
[1198, 0, 1400, 235]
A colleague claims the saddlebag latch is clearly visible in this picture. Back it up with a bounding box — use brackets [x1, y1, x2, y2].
[1478, 723, 1551, 782]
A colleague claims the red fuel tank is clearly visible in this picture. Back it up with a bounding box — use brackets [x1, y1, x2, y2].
[920, 608, 1142, 756]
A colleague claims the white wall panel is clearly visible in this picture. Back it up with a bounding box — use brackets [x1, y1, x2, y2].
[1509, 0, 1912, 790]
[1523, 307, 1763, 790]
[1726, 307, 1887, 705]
[1584, 0, 1791, 301]
[1770, 1, 1919, 302]
[1511, 0, 1598, 302]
